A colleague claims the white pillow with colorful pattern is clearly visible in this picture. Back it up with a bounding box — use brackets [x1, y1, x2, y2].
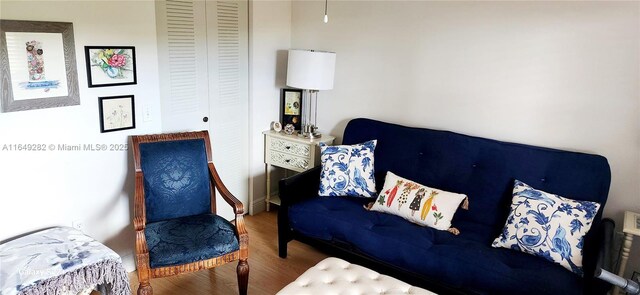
[492, 180, 600, 276]
[367, 171, 468, 233]
[318, 140, 377, 198]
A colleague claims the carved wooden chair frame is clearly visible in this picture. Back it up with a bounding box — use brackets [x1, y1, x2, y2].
[131, 131, 249, 295]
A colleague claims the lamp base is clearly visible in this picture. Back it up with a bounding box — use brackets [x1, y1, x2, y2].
[299, 132, 321, 139]
[298, 124, 321, 139]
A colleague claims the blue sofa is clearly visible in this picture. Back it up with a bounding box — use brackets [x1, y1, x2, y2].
[278, 118, 614, 295]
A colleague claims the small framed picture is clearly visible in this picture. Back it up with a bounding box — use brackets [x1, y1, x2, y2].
[98, 95, 136, 133]
[281, 89, 303, 130]
[85, 46, 137, 87]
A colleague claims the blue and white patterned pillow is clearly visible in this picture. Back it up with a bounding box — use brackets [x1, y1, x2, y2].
[318, 140, 377, 198]
[492, 180, 600, 276]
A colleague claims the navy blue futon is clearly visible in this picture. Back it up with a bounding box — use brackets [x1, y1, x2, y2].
[278, 118, 613, 295]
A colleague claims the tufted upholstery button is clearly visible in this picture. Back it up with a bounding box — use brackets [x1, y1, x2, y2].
[541, 178, 546, 182]
[277, 257, 435, 295]
[472, 164, 477, 168]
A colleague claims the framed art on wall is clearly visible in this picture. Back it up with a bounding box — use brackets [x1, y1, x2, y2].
[281, 88, 302, 131]
[85, 46, 137, 87]
[98, 95, 136, 133]
[0, 20, 80, 112]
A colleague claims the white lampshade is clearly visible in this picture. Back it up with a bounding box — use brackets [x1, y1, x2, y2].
[286, 49, 336, 91]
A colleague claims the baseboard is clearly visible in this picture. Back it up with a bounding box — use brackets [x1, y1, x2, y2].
[251, 196, 266, 215]
[121, 253, 136, 273]
[251, 188, 282, 215]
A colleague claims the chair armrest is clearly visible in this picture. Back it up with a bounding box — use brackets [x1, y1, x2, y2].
[208, 163, 245, 215]
[208, 163, 249, 259]
[279, 166, 321, 207]
[134, 172, 146, 231]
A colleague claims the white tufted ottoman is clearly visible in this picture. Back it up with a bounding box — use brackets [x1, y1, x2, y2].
[277, 257, 436, 295]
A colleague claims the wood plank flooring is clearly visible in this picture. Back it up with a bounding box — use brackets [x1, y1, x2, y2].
[128, 210, 328, 294]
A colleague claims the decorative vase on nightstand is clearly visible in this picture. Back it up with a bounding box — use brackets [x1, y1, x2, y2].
[284, 124, 295, 135]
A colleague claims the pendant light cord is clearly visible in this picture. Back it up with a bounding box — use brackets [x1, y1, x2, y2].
[323, 0, 329, 23]
[324, 0, 328, 16]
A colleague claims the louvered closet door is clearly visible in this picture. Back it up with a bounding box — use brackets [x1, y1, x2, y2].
[156, 0, 249, 221]
[206, 0, 249, 220]
[156, 0, 210, 131]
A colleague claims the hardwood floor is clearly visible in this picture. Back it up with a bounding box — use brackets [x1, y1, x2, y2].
[128, 210, 328, 295]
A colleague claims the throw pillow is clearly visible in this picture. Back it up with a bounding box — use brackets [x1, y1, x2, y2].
[492, 180, 600, 276]
[368, 171, 467, 232]
[318, 140, 377, 198]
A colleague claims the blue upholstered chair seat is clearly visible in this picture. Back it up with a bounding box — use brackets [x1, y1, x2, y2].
[145, 214, 239, 268]
[289, 197, 583, 295]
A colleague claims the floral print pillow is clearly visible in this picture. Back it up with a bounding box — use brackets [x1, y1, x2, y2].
[318, 140, 377, 198]
[368, 171, 467, 232]
[492, 180, 600, 276]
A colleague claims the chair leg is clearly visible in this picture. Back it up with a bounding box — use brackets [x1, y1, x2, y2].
[237, 259, 249, 295]
[136, 252, 153, 295]
[137, 282, 153, 295]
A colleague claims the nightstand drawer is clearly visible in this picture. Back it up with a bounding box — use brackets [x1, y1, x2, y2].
[267, 151, 309, 171]
[269, 138, 310, 157]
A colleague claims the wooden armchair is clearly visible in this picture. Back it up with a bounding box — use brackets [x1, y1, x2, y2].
[131, 131, 248, 295]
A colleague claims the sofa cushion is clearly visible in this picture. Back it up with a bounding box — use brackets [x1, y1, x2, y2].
[369, 171, 467, 231]
[492, 180, 600, 276]
[289, 197, 584, 295]
[319, 140, 377, 198]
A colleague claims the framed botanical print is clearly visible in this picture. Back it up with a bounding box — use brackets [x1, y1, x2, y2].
[281, 88, 303, 131]
[98, 95, 136, 133]
[85, 46, 137, 87]
[0, 20, 80, 112]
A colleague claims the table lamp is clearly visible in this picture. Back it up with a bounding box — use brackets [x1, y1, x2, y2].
[286, 49, 336, 139]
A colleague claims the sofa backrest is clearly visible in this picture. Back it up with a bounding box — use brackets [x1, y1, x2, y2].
[342, 118, 611, 230]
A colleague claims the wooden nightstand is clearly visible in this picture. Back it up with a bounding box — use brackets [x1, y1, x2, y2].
[263, 130, 335, 211]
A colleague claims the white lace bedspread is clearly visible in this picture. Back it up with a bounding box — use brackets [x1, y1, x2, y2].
[0, 227, 131, 295]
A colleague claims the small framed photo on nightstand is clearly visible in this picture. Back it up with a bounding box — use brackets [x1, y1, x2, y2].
[281, 89, 302, 131]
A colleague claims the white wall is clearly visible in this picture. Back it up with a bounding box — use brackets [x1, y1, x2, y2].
[291, 1, 640, 276]
[248, 0, 291, 214]
[0, 0, 163, 271]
